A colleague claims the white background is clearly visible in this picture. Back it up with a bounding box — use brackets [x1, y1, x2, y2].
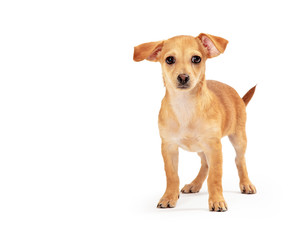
[1, 0, 300, 239]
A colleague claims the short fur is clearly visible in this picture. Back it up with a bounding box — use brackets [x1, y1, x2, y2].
[133, 33, 256, 212]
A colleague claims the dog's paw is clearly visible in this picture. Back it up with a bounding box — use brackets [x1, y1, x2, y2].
[157, 193, 179, 208]
[209, 198, 228, 212]
[181, 183, 201, 193]
[240, 182, 257, 194]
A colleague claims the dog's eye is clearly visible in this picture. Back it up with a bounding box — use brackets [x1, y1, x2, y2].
[166, 56, 176, 65]
[191, 56, 201, 64]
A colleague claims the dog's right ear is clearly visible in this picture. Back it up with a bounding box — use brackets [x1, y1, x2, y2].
[133, 41, 164, 62]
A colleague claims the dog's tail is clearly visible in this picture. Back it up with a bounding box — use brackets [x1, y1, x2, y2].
[242, 85, 257, 106]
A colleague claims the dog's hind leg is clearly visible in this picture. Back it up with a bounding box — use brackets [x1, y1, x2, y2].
[229, 130, 257, 194]
[181, 152, 208, 193]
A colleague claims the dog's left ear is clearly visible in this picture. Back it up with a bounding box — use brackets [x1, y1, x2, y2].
[133, 41, 164, 62]
[197, 33, 228, 58]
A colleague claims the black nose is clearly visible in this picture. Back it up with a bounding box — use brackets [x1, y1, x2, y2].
[177, 74, 190, 85]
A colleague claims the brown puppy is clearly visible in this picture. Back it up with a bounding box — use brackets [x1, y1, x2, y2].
[133, 33, 256, 212]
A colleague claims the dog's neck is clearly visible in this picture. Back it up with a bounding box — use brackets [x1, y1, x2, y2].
[165, 80, 212, 126]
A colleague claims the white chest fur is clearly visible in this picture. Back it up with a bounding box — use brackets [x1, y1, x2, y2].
[170, 94, 195, 128]
[168, 94, 204, 152]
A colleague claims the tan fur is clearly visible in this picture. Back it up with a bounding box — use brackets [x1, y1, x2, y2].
[133, 33, 256, 212]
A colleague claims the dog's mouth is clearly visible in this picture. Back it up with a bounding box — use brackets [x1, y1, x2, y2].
[177, 84, 190, 89]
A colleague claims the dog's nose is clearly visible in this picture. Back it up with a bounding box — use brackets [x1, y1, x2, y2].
[177, 74, 190, 85]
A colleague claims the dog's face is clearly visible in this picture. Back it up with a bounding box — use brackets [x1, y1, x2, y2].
[159, 36, 205, 91]
[133, 33, 228, 92]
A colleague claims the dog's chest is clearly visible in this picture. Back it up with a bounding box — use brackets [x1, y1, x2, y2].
[171, 98, 204, 152]
[159, 95, 210, 152]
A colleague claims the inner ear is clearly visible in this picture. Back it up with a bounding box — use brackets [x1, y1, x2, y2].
[197, 33, 228, 58]
[201, 35, 220, 58]
[147, 45, 163, 61]
[133, 41, 164, 62]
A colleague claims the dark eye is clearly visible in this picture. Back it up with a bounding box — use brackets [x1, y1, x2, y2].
[191, 56, 201, 64]
[166, 56, 175, 64]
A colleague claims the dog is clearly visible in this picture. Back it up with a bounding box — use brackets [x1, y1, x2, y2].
[133, 33, 256, 212]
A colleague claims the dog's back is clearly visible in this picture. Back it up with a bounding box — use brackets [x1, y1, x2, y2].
[206, 80, 255, 136]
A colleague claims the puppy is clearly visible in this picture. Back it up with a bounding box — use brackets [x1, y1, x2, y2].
[133, 33, 256, 212]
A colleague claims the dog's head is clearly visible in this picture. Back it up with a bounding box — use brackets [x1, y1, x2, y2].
[133, 34, 228, 91]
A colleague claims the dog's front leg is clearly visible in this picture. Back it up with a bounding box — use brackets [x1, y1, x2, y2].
[205, 139, 228, 212]
[157, 142, 179, 208]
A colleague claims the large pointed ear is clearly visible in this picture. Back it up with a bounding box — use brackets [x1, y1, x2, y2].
[133, 41, 164, 62]
[197, 33, 228, 58]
